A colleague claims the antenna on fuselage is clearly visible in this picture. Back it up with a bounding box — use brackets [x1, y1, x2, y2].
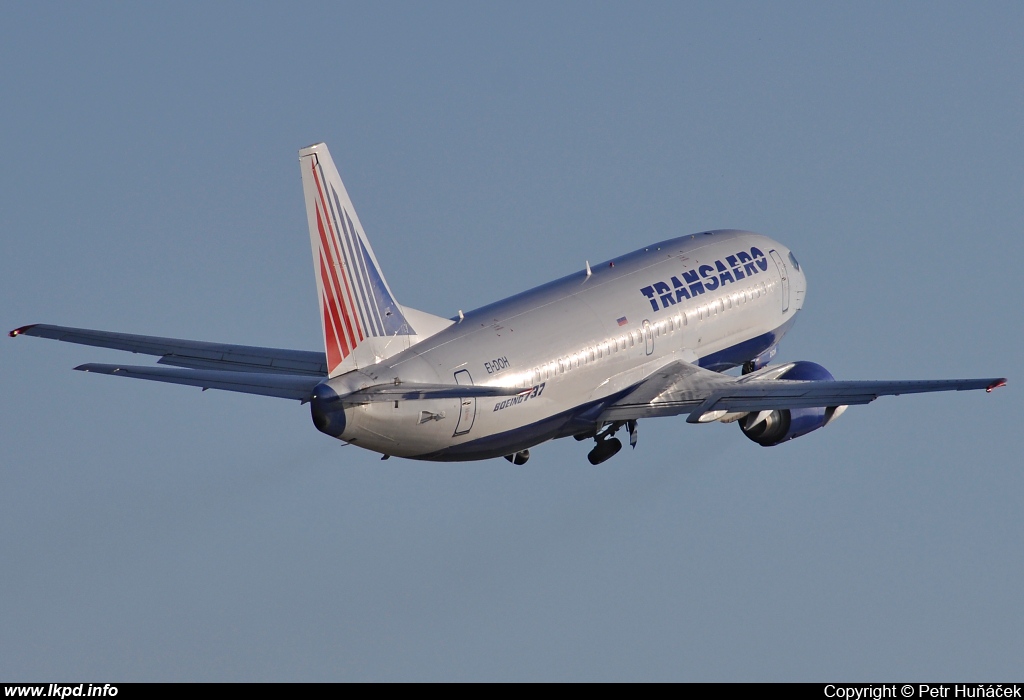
[585, 260, 592, 278]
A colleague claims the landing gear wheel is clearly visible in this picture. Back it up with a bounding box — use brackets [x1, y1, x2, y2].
[587, 437, 622, 465]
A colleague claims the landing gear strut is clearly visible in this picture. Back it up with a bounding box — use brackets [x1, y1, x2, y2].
[586, 420, 638, 465]
[503, 449, 530, 465]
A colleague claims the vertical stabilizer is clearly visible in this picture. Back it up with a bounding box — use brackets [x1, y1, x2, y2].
[299, 143, 416, 376]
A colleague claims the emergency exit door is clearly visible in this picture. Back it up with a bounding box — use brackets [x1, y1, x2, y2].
[453, 369, 476, 436]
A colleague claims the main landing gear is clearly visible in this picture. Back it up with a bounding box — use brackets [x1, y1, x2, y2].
[582, 420, 638, 465]
[588, 437, 622, 465]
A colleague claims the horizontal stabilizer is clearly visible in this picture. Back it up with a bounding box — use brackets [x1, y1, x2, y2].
[75, 364, 322, 401]
[332, 382, 527, 405]
[11, 324, 327, 376]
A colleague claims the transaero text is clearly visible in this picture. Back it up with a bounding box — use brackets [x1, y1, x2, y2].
[640, 247, 770, 312]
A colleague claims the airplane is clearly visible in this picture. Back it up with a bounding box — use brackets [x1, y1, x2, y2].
[10, 142, 1007, 465]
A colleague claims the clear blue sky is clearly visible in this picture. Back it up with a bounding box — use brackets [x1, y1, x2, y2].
[2, 2, 1021, 681]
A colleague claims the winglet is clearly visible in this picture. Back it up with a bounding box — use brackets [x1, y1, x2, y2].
[986, 379, 1007, 393]
[9, 324, 37, 338]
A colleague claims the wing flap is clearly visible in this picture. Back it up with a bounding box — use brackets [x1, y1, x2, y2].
[11, 324, 327, 376]
[75, 364, 322, 401]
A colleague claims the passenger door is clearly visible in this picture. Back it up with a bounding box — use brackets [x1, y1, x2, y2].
[769, 250, 790, 312]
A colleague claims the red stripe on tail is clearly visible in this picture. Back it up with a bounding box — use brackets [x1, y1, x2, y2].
[315, 203, 359, 351]
[312, 163, 365, 342]
[322, 295, 343, 370]
[319, 254, 350, 360]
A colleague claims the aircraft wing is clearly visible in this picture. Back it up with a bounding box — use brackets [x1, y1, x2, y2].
[10, 324, 327, 376]
[75, 364, 323, 401]
[600, 360, 1006, 422]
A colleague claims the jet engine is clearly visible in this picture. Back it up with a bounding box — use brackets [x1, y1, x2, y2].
[739, 361, 846, 446]
[310, 392, 347, 439]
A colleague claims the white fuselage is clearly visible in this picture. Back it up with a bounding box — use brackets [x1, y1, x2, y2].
[324, 230, 806, 460]
[15, 142, 1001, 462]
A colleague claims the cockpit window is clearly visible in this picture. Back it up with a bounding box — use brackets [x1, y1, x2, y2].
[788, 251, 801, 271]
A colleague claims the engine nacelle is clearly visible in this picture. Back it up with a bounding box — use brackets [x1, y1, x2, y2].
[310, 383, 348, 439]
[739, 361, 846, 446]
